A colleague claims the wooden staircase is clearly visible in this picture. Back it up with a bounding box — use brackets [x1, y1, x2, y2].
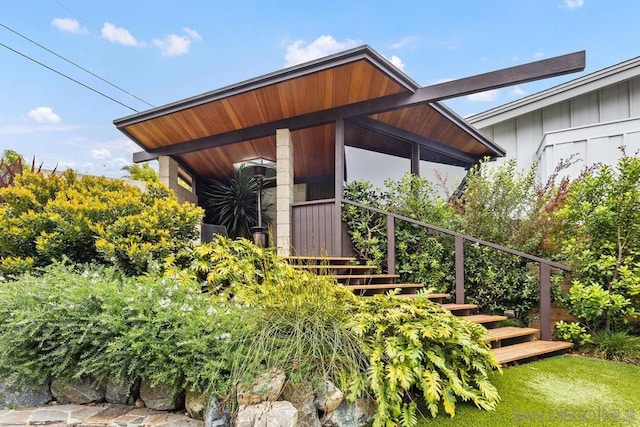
[284, 255, 573, 365]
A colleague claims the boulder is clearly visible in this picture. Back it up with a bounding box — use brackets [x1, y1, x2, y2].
[105, 378, 133, 404]
[204, 397, 230, 427]
[185, 389, 206, 420]
[0, 380, 52, 408]
[313, 381, 343, 414]
[50, 377, 105, 404]
[139, 380, 182, 411]
[236, 401, 298, 427]
[322, 398, 375, 427]
[237, 369, 286, 406]
[281, 382, 321, 427]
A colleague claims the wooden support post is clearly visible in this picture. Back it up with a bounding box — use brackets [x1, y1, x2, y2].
[334, 118, 345, 256]
[387, 215, 395, 275]
[540, 263, 552, 341]
[411, 142, 420, 176]
[455, 236, 464, 304]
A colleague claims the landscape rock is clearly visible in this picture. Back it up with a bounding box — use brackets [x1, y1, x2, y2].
[185, 389, 207, 420]
[0, 380, 52, 408]
[139, 380, 182, 411]
[236, 401, 298, 427]
[237, 369, 286, 406]
[105, 378, 133, 404]
[204, 397, 230, 427]
[313, 381, 343, 414]
[322, 398, 375, 427]
[50, 377, 105, 404]
[281, 382, 321, 427]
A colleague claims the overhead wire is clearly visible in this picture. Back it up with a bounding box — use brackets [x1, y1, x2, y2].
[0, 41, 139, 113]
[0, 22, 154, 108]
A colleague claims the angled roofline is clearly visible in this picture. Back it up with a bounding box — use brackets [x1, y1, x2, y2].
[468, 54, 640, 129]
[114, 45, 419, 128]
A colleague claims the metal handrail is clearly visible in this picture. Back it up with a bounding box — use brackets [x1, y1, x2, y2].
[341, 198, 570, 340]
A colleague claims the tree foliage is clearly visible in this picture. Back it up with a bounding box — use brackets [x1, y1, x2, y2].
[121, 163, 160, 183]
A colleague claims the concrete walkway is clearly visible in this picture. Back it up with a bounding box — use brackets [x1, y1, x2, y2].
[0, 403, 203, 426]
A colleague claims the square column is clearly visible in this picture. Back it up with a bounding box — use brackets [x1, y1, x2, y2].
[158, 156, 197, 204]
[276, 129, 294, 256]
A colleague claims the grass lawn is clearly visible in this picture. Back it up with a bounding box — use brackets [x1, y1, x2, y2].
[419, 355, 640, 426]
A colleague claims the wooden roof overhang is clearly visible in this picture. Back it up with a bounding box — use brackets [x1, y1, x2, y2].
[114, 46, 585, 182]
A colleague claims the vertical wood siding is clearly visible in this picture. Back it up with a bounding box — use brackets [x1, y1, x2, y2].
[291, 199, 337, 256]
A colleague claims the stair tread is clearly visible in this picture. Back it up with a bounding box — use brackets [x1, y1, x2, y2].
[333, 274, 400, 280]
[461, 314, 508, 324]
[392, 293, 449, 299]
[294, 265, 375, 270]
[346, 283, 424, 290]
[440, 303, 478, 311]
[484, 327, 539, 342]
[284, 256, 356, 262]
[492, 340, 573, 364]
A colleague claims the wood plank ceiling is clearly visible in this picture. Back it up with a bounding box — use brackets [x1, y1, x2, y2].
[117, 48, 501, 182]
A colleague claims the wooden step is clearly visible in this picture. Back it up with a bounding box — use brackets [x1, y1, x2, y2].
[460, 314, 508, 328]
[345, 283, 424, 290]
[393, 293, 449, 300]
[440, 303, 478, 313]
[283, 256, 356, 265]
[333, 274, 400, 283]
[294, 265, 376, 272]
[492, 341, 573, 364]
[484, 327, 539, 343]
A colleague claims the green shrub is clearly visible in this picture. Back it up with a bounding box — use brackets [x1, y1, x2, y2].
[554, 320, 591, 346]
[0, 170, 202, 276]
[0, 263, 245, 393]
[586, 331, 640, 364]
[347, 293, 501, 425]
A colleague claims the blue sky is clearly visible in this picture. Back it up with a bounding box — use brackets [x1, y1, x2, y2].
[0, 0, 637, 179]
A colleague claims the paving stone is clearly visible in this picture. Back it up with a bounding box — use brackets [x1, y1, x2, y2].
[29, 409, 68, 425]
[68, 405, 110, 424]
[107, 413, 146, 426]
[82, 404, 133, 424]
[0, 409, 32, 425]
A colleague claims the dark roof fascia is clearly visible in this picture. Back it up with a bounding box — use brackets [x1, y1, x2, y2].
[114, 45, 419, 129]
[429, 101, 506, 157]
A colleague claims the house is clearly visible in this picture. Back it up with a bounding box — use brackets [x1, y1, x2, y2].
[468, 55, 640, 181]
[114, 45, 583, 258]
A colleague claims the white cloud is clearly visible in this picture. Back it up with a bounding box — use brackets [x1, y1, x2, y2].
[387, 55, 405, 71]
[101, 23, 145, 47]
[51, 17, 86, 34]
[91, 148, 111, 160]
[389, 36, 417, 50]
[467, 89, 499, 102]
[510, 86, 527, 96]
[153, 34, 191, 57]
[183, 27, 202, 42]
[533, 51, 545, 59]
[284, 35, 359, 67]
[563, 0, 584, 8]
[27, 107, 61, 124]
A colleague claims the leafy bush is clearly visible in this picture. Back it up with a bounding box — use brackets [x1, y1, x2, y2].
[348, 294, 500, 424]
[0, 263, 246, 393]
[556, 152, 640, 332]
[0, 170, 202, 276]
[554, 320, 591, 346]
[586, 331, 640, 364]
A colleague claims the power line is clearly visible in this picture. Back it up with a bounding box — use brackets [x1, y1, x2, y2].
[51, 0, 92, 28]
[0, 41, 139, 113]
[0, 22, 154, 108]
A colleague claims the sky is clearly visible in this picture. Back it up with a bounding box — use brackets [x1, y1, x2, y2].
[1, 0, 639, 182]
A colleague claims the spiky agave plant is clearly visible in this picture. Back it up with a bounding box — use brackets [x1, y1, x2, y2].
[201, 166, 262, 239]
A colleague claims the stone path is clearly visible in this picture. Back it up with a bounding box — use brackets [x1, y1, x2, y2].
[0, 404, 203, 426]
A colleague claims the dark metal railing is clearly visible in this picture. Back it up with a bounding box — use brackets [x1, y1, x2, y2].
[341, 198, 570, 341]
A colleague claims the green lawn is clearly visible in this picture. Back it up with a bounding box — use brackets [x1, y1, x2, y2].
[419, 355, 640, 426]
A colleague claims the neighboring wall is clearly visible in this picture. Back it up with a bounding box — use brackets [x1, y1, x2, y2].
[473, 76, 640, 181]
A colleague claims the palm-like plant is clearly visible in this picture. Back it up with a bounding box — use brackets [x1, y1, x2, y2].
[201, 166, 267, 239]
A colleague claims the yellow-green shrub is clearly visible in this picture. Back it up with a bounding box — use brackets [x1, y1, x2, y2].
[0, 170, 202, 276]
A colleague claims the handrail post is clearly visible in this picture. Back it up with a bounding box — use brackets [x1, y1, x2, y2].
[387, 215, 395, 275]
[540, 262, 552, 341]
[455, 235, 464, 304]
